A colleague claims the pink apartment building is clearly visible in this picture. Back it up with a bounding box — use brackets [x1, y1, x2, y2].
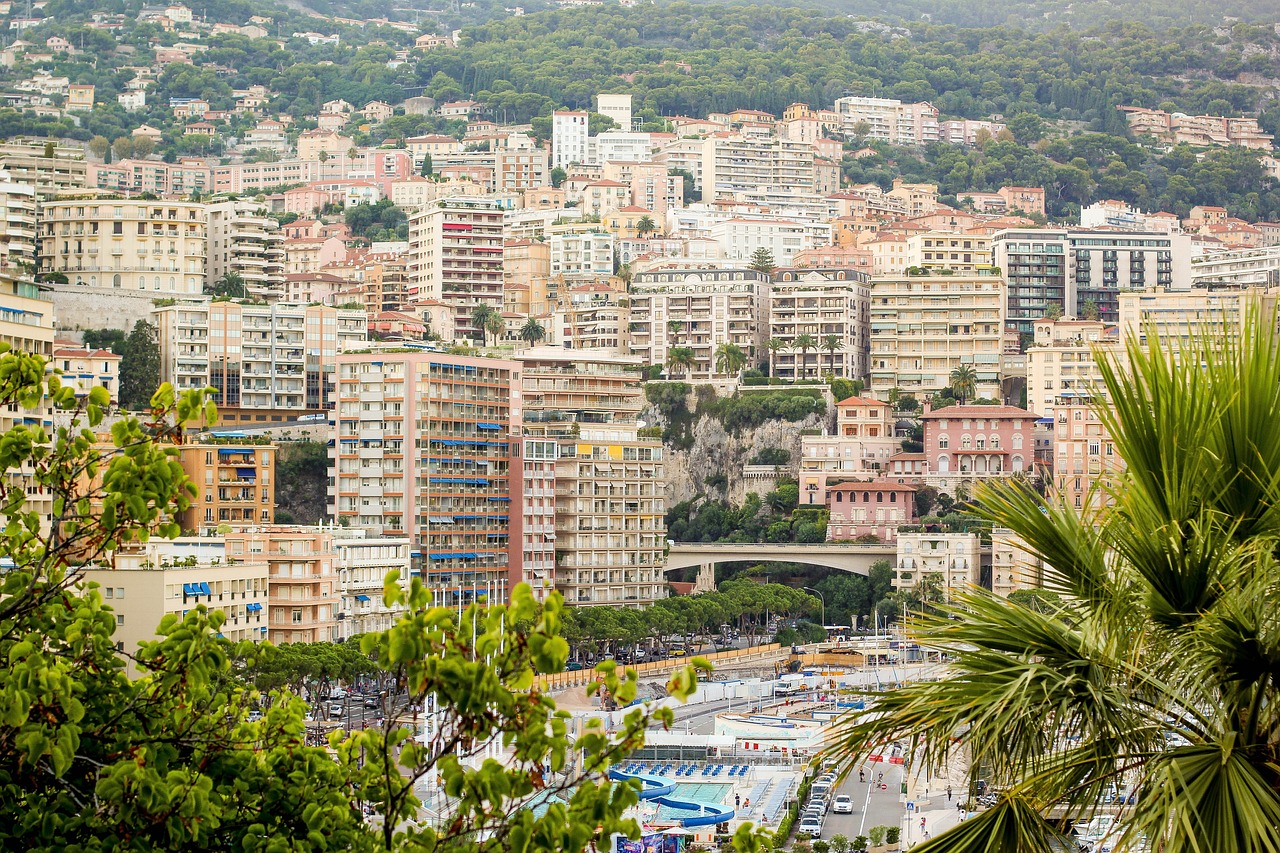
[825, 480, 918, 543]
[921, 404, 1039, 480]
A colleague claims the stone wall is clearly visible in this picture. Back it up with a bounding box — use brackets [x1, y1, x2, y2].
[50, 285, 171, 331]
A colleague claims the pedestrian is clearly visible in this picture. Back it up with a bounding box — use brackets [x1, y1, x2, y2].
[947, 785, 953, 802]
[859, 768, 865, 783]
[920, 817, 926, 831]
[735, 793, 741, 808]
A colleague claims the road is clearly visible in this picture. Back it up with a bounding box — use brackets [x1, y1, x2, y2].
[819, 759, 908, 843]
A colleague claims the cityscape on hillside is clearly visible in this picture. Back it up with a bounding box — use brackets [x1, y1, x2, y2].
[0, 0, 1279, 849]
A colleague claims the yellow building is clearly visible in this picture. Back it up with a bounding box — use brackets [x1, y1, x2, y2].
[1117, 285, 1280, 352]
[991, 528, 1045, 598]
[1025, 319, 1117, 418]
[905, 232, 993, 273]
[38, 197, 206, 296]
[603, 205, 656, 241]
[868, 273, 1005, 399]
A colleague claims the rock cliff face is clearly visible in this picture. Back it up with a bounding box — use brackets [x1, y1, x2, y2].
[643, 399, 830, 508]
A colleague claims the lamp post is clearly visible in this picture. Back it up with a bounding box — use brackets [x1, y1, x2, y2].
[802, 586, 826, 631]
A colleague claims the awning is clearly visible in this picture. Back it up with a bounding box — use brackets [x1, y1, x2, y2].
[355, 594, 371, 602]
[198, 582, 211, 595]
[476, 422, 501, 430]
[246, 602, 263, 612]
[183, 583, 197, 595]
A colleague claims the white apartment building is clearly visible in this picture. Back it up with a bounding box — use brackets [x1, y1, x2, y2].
[333, 529, 411, 638]
[700, 136, 816, 200]
[894, 532, 983, 599]
[595, 93, 633, 131]
[768, 268, 871, 381]
[586, 131, 653, 165]
[833, 96, 940, 146]
[552, 109, 589, 169]
[206, 199, 285, 295]
[0, 277, 55, 527]
[709, 218, 813, 268]
[549, 231, 615, 283]
[39, 197, 206, 295]
[905, 232, 993, 273]
[153, 298, 366, 422]
[629, 268, 771, 383]
[868, 273, 1005, 399]
[519, 437, 558, 603]
[1190, 246, 1280, 289]
[408, 197, 505, 342]
[1117, 285, 1279, 351]
[0, 173, 36, 276]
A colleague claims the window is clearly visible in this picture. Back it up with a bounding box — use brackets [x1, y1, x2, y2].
[990, 435, 1000, 449]
[292, 608, 303, 623]
[104, 587, 113, 599]
[116, 614, 125, 626]
[938, 434, 949, 449]
[116, 588, 124, 599]
[961, 435, 971, 449]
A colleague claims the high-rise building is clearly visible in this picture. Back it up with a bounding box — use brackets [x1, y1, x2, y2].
[0, 172, 36, 277]
[330, 349, 521, 606]
[1050, 391, 1120, 512]
[206, 199, 286, 296]
[175, 442, 275, 534]
[768, 268, 871, 382]
[700, 136, 816, 200]
[333, 528, 412, 638]
[833, 97, 940, 146]
[991, 528, 1045, 598]
[893, 532, 982, 599]
[993, 228, 1193, 335]
[1117, 285, 1279, 351]
[552, 110, 589, 170]
[38, 198, 207, 296]
[0, 141, 86, 198]
[517, 347, 667, 607]
[154, 299, 367, 422]
[628, 268, 771, 383]
[408, 197, 505, 343]
[1025, 319, 1117, 418]
[0, 277, 55, 526]
[868, 273, 1005, 399]
[595, 94, 633, 132]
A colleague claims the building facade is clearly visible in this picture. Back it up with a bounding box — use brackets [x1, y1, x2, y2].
[224, 527, 339, 645]
[176, 443, 275, 534]
[826, 480, 917, 543]
[799, 395, 900, 506]
[893, 532, 982, 598]
[206, 199, 286, 295]
[408, 198, 505, 343]
[768, 268, 870, 382]
[920, 403, 1038, 487]
[333, 529, 412, 638]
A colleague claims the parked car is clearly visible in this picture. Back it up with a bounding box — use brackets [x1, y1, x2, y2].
[329, 703, 345, 719]
[247, 709, 263, 723]
[833, 795, 853, 814]
[328, 688, 347, 700]
[797, 816, 823, 838]
[565, 662, 585, 671]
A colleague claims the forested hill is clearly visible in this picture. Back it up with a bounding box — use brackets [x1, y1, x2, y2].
[429, 5, 1278, 127]
[698, 0, 1276, 30]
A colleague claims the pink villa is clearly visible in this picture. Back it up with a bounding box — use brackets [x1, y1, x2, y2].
[826, 480, 918, 543]
[920, 404, 1039, 479]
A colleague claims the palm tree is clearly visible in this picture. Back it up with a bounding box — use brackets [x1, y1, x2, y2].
[485, 312, 506, 346]
[793, 333, 817, 380]
[949, 364, 978, 404]
[635, 215, 657, 238]
[666, 347, 696, 379]
[666, 319, 684, 342]
[471, 305, 497, 345]
[518, 318, 545, 346]
[713, 343, 747, 377]
[765, 337, 788, 376]
[820, 334, 844, 376]
[832, 314, 1280, 853]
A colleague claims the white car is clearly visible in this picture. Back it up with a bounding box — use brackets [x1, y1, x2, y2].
[797, 817, 822, 838]
[832, 795, 854, 814]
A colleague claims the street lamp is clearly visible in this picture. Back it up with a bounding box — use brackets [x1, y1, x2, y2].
[802, 586, 825, 630]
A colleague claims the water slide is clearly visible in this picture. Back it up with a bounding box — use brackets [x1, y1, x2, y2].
[609, 769, 737, 828]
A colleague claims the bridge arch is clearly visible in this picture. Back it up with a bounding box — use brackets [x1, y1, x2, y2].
[664, 542, 896, 590]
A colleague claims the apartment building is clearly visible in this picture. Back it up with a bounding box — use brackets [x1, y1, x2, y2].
[83, 540, 269, 674]
[206, 199, 286, 295]
[333, 528, 412, 638]
[799, 396, 900, 507]
[1117, 285, 1280, 351]
[833, 96, 939, 146]
[549, 230, 614, 283]
[38, 198, 206, 296]
[709, 218, 813, 268]
[0, 174, 36, 275]
[1189, 246, 1280, 289]
[0, 141, 86, 198]
[905, 232, 993, 273]
[768, 268, 870, 381]
[1118, 106, 1274, 150]
[408, 197, 505, 343]
[629, 268, 771, 383]
[893, 532, 982, 598]
[52, 344, 121, 403]
[1052, 391, 1119, 512]
[553, 283, 626, 350]
[700, 136, 816, 200]
[330, 350, 521, 606]
[552, 110, 589, 169]
[175, 442, 275, 534]
[993, 228, 1192, 334]
[0, 277, 55, 527]
[518, 347, 667, 606]
[990, 528, 1044, 598]
[868, 273, 1005, 399]
[224, 527, 339, 644]
[154, 299, 367, 422]
[1025, 318, 1117, 417]
[518, 437, 558, 603]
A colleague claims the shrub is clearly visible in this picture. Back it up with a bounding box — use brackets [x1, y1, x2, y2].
[853, 836, 869, 852]
[885, 827, 900, 844]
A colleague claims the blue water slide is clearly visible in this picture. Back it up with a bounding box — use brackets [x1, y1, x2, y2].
[609, 769, 737, 828]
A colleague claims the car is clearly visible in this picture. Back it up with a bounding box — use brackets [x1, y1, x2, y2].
[832, 795, 853, 814]
[810, 782, 832, 802]
[328, 688, 347, 700]
[797, 817, 823, 838]
[247, 709, 263, 722]
[668, 648, 687, 657]
[364, 696, 380, 709]
[329, 703, 345, 718]
[565, 661, 585, 671]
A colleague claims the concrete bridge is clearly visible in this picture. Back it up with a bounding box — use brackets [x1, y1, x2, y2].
[665, 542, 896, 591]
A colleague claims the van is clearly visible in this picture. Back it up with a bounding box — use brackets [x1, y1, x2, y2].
[810, 782, 832, 803]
